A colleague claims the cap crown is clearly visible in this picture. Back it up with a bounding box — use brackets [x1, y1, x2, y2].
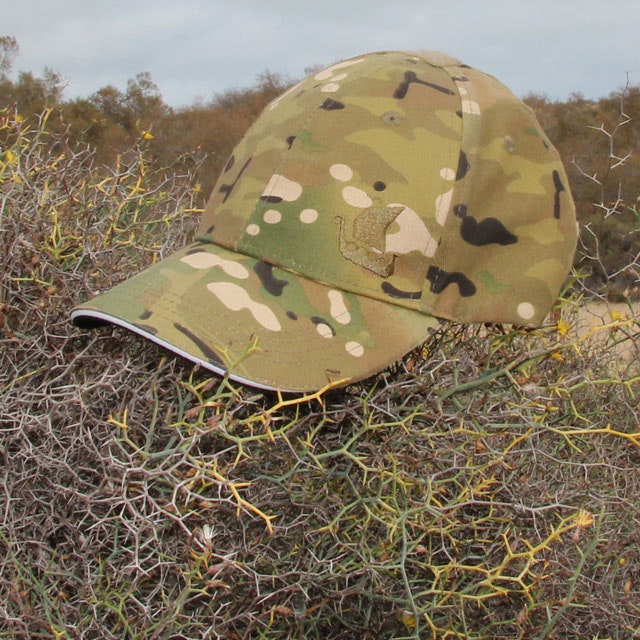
[197, 51, 577, 326]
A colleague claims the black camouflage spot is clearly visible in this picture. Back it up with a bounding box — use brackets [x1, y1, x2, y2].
[460, 216, 518, 246]
[259, 195, 282, 204]
[393, 71, 455, 99]
[139, 309, 152, 320]
[286, 310, 298, 320]
[453, 204, 468, 218]
[173, 323, 224, 365]
[134, 322, 158, 335]
[381, 282, 422, 300]
[219, 157, 252, 203]
[219, 185, 233, 202]
[286, 135, 296, 149]
[311, 316, 336, 336]
[456, 151, 470, 181]
[223, 154, 235, 172]
[427, 266, 476, 297]
[373, 181, 386, 192]
[186, 243, 210, 254]
[321, 98, 345, 110]
[254, 262, 289, 296]
[552, 170, 565, 219]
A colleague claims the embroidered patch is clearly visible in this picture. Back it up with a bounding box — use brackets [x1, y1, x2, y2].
[336, 205, 404, 277]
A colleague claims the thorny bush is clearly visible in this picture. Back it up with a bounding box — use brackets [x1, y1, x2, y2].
[0, 106, 639, 639]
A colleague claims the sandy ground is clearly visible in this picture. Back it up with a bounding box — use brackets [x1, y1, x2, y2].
[572, 300, 639, 362]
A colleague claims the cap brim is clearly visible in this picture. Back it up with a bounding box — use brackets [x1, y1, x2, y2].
[71, 242, 440, 392]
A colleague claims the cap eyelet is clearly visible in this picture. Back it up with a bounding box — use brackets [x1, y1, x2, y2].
[381, 111, 403, 126]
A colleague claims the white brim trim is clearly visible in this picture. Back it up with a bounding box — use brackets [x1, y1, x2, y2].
[70, 308, 282, 392]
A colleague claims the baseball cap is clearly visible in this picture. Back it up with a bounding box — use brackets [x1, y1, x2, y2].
[71, 50, 578, 392]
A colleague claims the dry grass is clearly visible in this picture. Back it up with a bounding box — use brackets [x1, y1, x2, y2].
[1, 107, 639, 639]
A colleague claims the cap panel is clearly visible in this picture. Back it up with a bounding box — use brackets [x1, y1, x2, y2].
[421, 62, 578, 325]
[198, 52, 463, 310]
[196, 79, 324, 245]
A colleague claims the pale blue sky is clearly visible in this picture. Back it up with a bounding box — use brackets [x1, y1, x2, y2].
[3, 0, 637, 107]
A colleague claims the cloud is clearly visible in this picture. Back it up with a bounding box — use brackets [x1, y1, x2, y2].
[3, 0, 637, 106]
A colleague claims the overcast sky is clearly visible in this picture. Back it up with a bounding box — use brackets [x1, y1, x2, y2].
[3, 0, 638, 108]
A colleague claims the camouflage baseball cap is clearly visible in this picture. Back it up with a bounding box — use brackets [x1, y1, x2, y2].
[71, 50, 578, 392]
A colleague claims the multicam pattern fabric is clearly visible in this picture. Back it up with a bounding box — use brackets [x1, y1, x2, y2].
[72, 50, 578, 391]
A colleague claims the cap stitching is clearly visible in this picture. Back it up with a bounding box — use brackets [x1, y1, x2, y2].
[420, 62, 474, 320]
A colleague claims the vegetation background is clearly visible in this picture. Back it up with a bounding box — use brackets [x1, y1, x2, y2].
[1, 36, 639, 638]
